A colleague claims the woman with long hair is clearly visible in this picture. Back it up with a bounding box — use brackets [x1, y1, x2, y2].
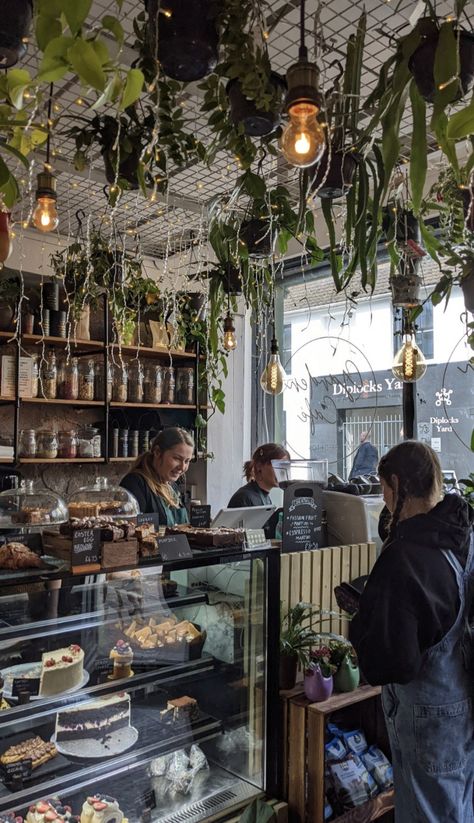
[227, 442, 290, 508]
[120, 427, 194, 525]
[350, 441, 474, 822]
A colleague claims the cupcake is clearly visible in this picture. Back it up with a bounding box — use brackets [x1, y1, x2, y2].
[109, 640, 134, 679]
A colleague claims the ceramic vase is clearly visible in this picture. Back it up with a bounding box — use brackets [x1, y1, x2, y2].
[334, 655, 360, 693]
[304, 665, 333, 702]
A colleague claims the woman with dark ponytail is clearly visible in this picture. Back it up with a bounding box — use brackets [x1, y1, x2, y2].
[227, 443, 290, 508]
[350, 441, 474, 822]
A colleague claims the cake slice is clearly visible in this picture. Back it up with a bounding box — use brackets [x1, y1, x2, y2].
[160, 695, 198, 723]
[55, 692, 130, 742]
[39, 644, 84, 696]
[80, 795, 123, 823]
[27, 797, 75, 823]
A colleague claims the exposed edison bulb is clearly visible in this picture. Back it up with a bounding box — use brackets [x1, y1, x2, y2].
[223, 312, 237, 352]
[32, 197, 59, 232]
[392, 336, 427, 383]
[260, 338, 286, 395]
[280, 103, 325, 168]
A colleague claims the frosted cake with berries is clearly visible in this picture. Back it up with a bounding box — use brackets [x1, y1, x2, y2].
[39, 645, 84, 696]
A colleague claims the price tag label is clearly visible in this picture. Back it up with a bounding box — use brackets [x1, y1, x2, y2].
[72, 528, 100, 566]
[1, 758, 32, 787]
[94, 657, 113, 674]
[137, 513, 161, 530]
[12, 677, 40, 698]
[190, 504, 211, 528]
[158, 534, 192, 562]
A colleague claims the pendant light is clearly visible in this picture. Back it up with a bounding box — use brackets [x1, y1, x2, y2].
[32, 84, 59, 233]
[223, 310, 237, 351]
[260, 311, 286, 396]
[280, 0, 325, 168]
[392, 314, 427, 383]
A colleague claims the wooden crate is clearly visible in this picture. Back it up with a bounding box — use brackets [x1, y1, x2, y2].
[281, 686, 394, 823]
[43, 531, 137, 570]
[280, 543, 377, 638]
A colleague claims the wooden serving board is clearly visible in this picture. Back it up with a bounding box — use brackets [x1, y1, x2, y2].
[42, 532, 137, 571]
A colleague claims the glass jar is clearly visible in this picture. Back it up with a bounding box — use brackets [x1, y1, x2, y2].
[36, 430, 58, 459]
[31, 356, 39, 398]
[112, 362, 128, 403]
[19, 429, 36, 458]
[77, 426, 101, 458]
[57, 430, 77, 459]
[79, 359, 95, 401]
[59, 357, 79, 400]
[144, 365, 162, 404]
[41, 351, 57, 399]
[119, 429, 129, 458]
[176, 366, 194, 405]
[129, 429, 139, 458]
[95, 361, 113, 402]
[161, 366, 175, 404]
[128, 361, 144, 404]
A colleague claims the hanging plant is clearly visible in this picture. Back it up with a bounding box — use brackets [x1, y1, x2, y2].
[0, 0, 32, 68]
[144, 0, 219, 83]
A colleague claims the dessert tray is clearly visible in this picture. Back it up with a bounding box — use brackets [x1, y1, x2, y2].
[51, 726, 139, 759]
[0, 731, 71, 791]
[3, 663, 90, 701]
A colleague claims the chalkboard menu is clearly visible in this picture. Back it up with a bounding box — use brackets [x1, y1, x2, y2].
[72, 528, 100, 566]
[282, 482, 324, 552]
[190, 504, 211, 528]
[158, 534, 192, 562]
[12, 677, 40, 698]
[137, 513, 161, 530]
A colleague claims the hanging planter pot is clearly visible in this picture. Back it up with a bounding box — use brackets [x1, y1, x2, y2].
[226, 73, 286, 137]
[382, 207, 421, 246]
[102, 147, 141, 190]
[279, 653, 298, 691]
[311, 150, 358, 200]
[0, 0, 32, 68]
[304, 665, 333, 702]
[408, 24, 474, 103]
[390, 267, 423, 308]
[240, 218, 275, 258]
[333, 655, 360, 693]
[145, 0, 218, 82]
[460, 266, 474, 313]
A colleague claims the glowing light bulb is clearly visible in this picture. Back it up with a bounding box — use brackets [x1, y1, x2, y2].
[223, 312, 237, 352]
[280, 103, 325, 168]
[32, 196, 59, 232]
[260, 338, 286, 395]
[392, 336, 427, 383]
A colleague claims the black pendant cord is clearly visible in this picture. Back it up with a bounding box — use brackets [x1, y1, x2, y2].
[402, 382, 415, 439]
[45, 82, 53, 168]
[299, 0, 307, 59]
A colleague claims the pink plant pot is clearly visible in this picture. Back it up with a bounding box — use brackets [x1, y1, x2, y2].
[304, 666, 334, 702]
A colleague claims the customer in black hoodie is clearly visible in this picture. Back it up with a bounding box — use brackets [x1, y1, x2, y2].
[350, 441, 473, 822]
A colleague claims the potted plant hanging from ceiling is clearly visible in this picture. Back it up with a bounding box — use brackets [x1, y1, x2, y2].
[0, 0, 32, 68]
[383, 186, 426, 308]
[144, 0, 218, 82]
[408, 13, 474, 103]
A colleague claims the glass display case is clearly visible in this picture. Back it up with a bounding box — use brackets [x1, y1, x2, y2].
[0, 548, 279, 823]
[0, 480, 68, 528]
[67, 477, 139, 520]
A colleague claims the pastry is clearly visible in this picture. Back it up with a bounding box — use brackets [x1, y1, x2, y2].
[11, 507, 50, 525]
[80, 796, 123, 823]
[39, 644, 84, 697]
[123, 615, 202, 650]
[0, 736, 57, 770]
[68, 502, 100, 519]
[26, 798, 75, 823]
[55, 692, 130, 742]
[0, 814, 23, 823]
[160, 576, 178, 596]
[0, 543, 43, 570]
[109, 640, 134, 679]
[160, 696, 199, 723]
[165, 525, 245, 548]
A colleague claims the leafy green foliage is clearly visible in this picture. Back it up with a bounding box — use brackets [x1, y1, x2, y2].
[280, 602, 320, 670]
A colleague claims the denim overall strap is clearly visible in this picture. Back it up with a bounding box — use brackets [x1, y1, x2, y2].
[382, 532, 474, 822]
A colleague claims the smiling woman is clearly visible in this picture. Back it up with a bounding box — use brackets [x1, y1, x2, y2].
[120, 427, 194, 525]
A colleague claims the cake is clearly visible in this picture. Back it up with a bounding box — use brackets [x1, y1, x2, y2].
[160, 696, 199, 723]
[160, 576, 178, 597]
[109, 640, 134, 679]
[0, 736, 57, 770]
[67, 502, 100, 519]
[0, 542, 44, 570]
[80, 795, 123, 823]
[39, 645, 84, 697]
[26, 798, 75, 823]
[54, 692, 131, 742]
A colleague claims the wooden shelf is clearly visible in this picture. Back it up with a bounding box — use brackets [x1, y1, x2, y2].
[112, 343, 196, 359]
[108, 457, 135, 462]
[22, 334, 104, 349]
[19, 458, 105, 464]
[21, 398, 104, 406]
[0, 457, 14, 463]
[0, 331, 15, 340]
[333, 789, 394, 823]
[109, 402, 196, 409]
[309, 685, 381, 716]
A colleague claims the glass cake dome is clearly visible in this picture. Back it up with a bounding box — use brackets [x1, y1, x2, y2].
[67, 476, 139, 520]
[0, 479, 68, 527]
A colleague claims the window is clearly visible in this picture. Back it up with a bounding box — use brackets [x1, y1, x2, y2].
[393, 302, 434, 360]
[282, 323, 292, 371]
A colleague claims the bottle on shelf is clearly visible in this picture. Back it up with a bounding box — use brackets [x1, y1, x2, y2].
[128, 361, 144, 403]
[275, 511, 284, 541]
[40, 350, 57, 399]
[36, 429, 58, 459]
[79, 359, 95, 400]
[144, 364, 162, 404]
[112, 362, 128, 403]
[18, 428, 36, 458]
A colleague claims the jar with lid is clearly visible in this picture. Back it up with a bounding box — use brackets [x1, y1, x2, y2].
[36, 430, 58, 459]
[161, 366, 175, 404]
[144, 365, 162, 404]
[57, 430, 77, 459]
[79, 359, 95, 401]
[112, 362, 128, 403]
[95, 361, 113, 402]
[77, 426, 101, 458]
[41, 351, 57, 399]
[30, 355, 39, 398]
[128, 361, 144, 403]
[19, 429, 36, 458]
[176, 366, 194, 405]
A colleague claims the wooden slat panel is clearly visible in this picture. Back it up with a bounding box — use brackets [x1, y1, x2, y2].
[368, 541, 377, 570]
[319, 548, 332, 637]
[281, 553, 291, 614]
[359, 543, 370, 577]
[301, 551, 312, 605]
[311, 550, 322, 633]
[340, 546, 352, 639]
[330, 545, 342, 635]
[307, 706, 326, 823]
[290, 553, 302, 607]
[350, 543, 361, 581]
[288, 699, 307, 823]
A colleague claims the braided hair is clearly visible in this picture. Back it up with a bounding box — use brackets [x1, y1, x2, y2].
[378, 440, 443, 539]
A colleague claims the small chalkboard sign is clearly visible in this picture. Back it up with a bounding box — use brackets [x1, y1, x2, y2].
[190, 504, 211, 528]
[137, 512, 161, 530]
[283, 482, 323, 552]
[72, 528, 100, 566]
[1, 758, 32, 787]
[94, 657, 113, 674]
[11, 677, 40, 698]
[158, 534, 192, 561]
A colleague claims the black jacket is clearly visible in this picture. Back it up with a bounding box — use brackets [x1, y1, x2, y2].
[349, 494, 473, 686]
[349, 441, 379, 479]
[228, 480, 272, 508]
